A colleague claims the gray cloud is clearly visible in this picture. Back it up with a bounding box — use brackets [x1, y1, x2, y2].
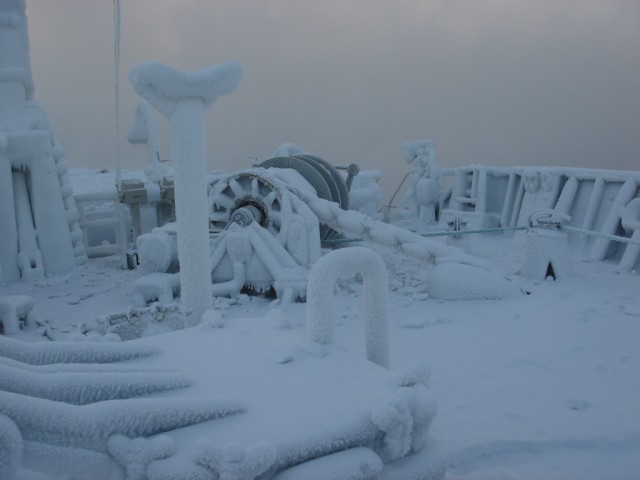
[26, 0, 640, 196]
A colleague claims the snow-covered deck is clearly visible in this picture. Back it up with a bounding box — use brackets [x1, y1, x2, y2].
[2, 233, 639, 479]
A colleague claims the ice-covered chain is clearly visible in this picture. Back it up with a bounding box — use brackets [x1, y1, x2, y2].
[296, 190, 489, 269]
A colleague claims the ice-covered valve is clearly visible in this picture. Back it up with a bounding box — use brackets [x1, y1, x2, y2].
[130, 61, 242, 326]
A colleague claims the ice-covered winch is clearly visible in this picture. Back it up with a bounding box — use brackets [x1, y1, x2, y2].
[137, 155, 354, 301]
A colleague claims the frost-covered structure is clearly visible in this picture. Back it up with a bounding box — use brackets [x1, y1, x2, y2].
[0, 335, 245, 478]
[1, 311, 445, 479]
[207, 166, 322, 301]
[349, 169, 383, 220]
[307, 247, 389, 368]
[619, 198, 640, 271]
[130, 61, 242, 325]
[136, 153, 492, 304]
[435, 165, 640, 271]
[396, 139, 442, 225]
[0, 294, 33, 334]
[521, 211, 574, 280]
[0, 0, 86, 282]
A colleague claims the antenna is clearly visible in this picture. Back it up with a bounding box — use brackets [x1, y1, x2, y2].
[113, 0, 121, 186]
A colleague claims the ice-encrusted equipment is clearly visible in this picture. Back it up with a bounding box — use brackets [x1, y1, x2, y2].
[137, 155, 357, 301]
[136, 152, 485, 303]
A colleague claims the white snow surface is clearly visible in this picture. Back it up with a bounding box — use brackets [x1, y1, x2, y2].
[1, 232, 639, 479]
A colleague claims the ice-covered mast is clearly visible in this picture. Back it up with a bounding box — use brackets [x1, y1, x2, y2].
[129, 61, 242, 325]
[0, 0, 86, 282]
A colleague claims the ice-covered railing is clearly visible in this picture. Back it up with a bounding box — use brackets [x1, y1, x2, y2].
[400, 164, 640, 271]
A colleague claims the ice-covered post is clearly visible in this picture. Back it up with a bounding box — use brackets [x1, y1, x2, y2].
[127, 99, 166, 183]
[306, 247, 389, 368]
[398, 140, 442, 225]
[522, 210, 573, 281]
[130, 62, 242, 326]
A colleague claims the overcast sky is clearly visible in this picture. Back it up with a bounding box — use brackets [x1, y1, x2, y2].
[26, 0, 640, 196]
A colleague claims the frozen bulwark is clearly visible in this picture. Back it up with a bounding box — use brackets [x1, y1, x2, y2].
[1, 320, 445, 479]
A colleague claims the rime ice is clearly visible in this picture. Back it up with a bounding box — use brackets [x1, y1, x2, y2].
[130, 61, 242, 325]
[0, 0, 86, 282]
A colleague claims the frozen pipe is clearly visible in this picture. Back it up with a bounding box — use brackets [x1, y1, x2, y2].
[128, 100, 164, 183]
[500, 172, 518, 227]
[581, 177, 605, 232]
[213, 227, 251, 297]
[12, 170, 44, 279]
[591, 179, 638, 261]
[619, 230, 640, 272]
[554, 176, 579, 215]
[248, 222, 299, 269]
[16, 132, 75, 274]
[475, 167, 487, 214]
[130, 61, 242, 326]
[510, 181, 526, 227]
[86, 244, 120, 258]
[0, 143, 20, 282]
[73, 190, 119, 203]
[287, 194, 322, 265]
[619, 199, 640, 272]
[211, 262, 246, 298]
[307, 247, 389, 368]
[113, 201, 129, 270]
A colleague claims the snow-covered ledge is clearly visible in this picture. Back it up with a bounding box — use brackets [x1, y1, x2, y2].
[129, 61, 242, 326]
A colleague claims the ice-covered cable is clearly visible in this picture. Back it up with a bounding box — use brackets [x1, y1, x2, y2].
[294, 188, 489, 269]
[0, 335, 160, 365]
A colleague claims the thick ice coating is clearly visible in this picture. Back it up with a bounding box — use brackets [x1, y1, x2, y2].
[129, 61, 242, 117]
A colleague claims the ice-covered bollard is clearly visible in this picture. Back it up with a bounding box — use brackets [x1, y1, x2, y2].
[306, 247, 389, 368]
[522, 210, 573, 281]
[130, 61, 242, 326]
